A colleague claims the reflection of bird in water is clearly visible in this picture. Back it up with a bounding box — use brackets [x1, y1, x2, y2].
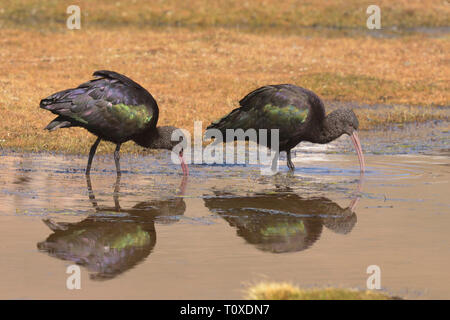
[203, 191, 358, 253]
[37, 175, 187, 280]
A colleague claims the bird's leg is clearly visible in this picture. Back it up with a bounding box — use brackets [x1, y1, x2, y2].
[86, 137, 101, 175]
[113, 174, 121, 210]
[85, 174, 99, 211]
[114, 143, 122, 177]
[270, 151, 279, 173]
[286, 150, 295, 171]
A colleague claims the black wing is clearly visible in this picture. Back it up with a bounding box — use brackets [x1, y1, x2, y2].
[208, 84, 325, 139]
[40, 70, 159, 142]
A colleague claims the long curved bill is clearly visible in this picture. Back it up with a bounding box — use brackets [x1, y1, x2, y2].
[350, 131, 365, 173]
[177, 174, 188, 195]
[179, 150, 189, 176]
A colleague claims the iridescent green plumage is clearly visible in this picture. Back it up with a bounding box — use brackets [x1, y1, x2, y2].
[109, 104, 153, 129]
[260, 221, 306, 237]
[109, 226, 152, 250]
[207, 84, 325, 153]
[262, 104, 308, 125]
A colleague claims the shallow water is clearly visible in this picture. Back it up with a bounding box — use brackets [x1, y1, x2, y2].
[0, 124, 449, 299]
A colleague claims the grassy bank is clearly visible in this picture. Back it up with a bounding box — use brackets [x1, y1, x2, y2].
[1, 0, 449, 31]
[0, 1, 448, 154]
[246, 282, 397, 300]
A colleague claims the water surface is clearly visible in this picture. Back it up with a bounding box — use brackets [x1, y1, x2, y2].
[0, 123, 449, 299]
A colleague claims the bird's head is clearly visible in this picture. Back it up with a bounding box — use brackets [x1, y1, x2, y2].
[328, 108, 365, 173]
[133, 126, 189, 176]
[155, 126, 185, 149]
[156, 126, 189, 176]
[334, 108, 359, 135]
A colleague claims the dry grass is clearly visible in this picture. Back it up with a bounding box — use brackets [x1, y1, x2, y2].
[0, 1, 448, 154]
[1, 0, 449, 30]
[0, 27, 448, 154]
[246, 282, 395, 300]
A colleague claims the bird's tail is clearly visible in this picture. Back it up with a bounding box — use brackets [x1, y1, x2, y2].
[44, 116, 73, 131]
[207, 106, 241, 130]
[205, 107, 242, 140]
[40, 88, 85, 130]
[39, 86, 85, 111]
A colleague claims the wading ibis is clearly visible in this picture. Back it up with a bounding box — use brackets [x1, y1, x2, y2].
[40, 70, 188, 176]
[207, 84, 365, 172]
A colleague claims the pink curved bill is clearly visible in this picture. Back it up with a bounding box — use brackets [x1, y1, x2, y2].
[179, 151, 189, 176]
[178, 175, 188, 195]
[350, 131, 365, 173]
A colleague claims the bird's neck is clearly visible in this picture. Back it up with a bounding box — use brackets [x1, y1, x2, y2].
[309, 112, 345, 144]
[133, 126, 175, 150]
[132, 129, 154, 148]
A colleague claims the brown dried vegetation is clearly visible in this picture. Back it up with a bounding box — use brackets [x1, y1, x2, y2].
[0, 1, 448, 154]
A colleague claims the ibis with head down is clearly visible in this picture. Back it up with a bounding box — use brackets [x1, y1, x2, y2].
[40, 70, 188, 176]
[207, 84, 365, 172]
